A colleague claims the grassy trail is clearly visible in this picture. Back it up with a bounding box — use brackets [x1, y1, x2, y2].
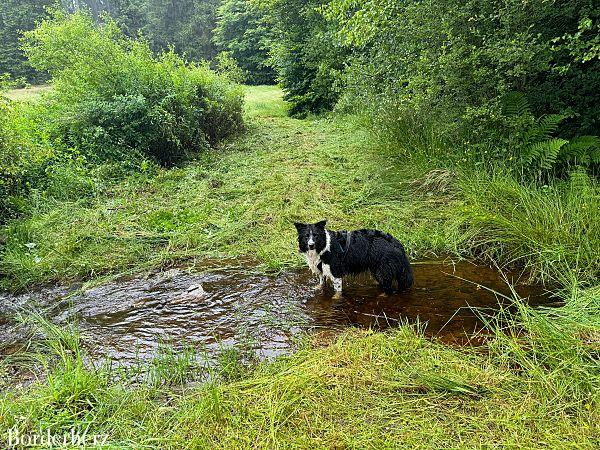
[1, 86, 461, 289]
[3, 86, 598, 292]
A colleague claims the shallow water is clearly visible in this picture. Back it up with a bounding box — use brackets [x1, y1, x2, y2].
[0, 260, 553, 365]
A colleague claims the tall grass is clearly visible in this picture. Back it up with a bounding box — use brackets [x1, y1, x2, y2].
[0, 86, 457, 289]
[455, 168, 599, 287]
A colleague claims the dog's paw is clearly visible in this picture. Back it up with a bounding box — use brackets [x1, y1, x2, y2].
[332, 291, 343, 300]
[313, 283, 324, 291]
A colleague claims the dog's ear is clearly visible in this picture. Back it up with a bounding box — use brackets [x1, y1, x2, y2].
[293, 222, 306, 231]
[315, 220, 327, 228]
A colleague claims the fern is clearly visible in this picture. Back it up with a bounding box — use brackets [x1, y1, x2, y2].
[502, 92, 530, 117]
[524, 138, 568, 170]
[537, 114, 567, 140]
[503, 92, 600, 176]
[560, 135, 600, 166]
[568, 167, 593, 194]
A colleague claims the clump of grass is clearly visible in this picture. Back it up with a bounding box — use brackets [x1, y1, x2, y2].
[146, 342, 205, 388]
[481, 289, 600, 409]
[455, 168, 599, 287]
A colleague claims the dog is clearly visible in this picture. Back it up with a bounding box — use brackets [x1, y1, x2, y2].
[294, 220, 413, 298]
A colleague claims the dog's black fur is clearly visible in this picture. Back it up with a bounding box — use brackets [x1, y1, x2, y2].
[294, 220, 413, 294]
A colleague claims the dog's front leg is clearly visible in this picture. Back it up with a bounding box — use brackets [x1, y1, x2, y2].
[331, 277, 343, 299]
[322, 263, 343, 298]
[314, 273, 325, 291]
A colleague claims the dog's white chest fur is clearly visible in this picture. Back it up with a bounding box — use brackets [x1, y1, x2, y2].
[304, 250, 321, 275]
[302, 231, 342, 294]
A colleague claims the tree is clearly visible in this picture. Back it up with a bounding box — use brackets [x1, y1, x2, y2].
[61, 0, 221, 62]
[144, 0, 220, 61]
[264, 0, 348, 116]
[324, 0, 600, 140]
[0, 0, 54, 83]
[214, 0, 275, 85]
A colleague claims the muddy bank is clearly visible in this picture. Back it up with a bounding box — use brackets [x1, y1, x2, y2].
[0, 260, 553, 366]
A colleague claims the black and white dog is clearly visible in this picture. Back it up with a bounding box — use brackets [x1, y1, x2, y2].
[294, 220, 413, 298]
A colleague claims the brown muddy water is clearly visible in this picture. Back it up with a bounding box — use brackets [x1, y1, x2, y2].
[0, 260, 554, 367]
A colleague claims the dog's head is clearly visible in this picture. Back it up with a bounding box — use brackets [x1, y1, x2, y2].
[294, 220, 327, 253]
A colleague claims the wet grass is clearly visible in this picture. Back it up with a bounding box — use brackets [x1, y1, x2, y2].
[1, 300, 598, 448]
[3, 85, 597, 291]
[0, 85, 598, 447]
[0, 86, 456, 289]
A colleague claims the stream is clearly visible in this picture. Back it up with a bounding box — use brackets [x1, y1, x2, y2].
[0, 260, 554, 368]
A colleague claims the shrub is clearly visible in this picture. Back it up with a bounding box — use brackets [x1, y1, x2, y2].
[22, 10, 244, 166]
[323, 0, 600, 169]
[0, 92, 59, 221]
[214, 51, 246, 85]
[0, 10, 244, 222]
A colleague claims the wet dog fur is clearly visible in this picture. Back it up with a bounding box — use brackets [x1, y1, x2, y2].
[294, 220, 413, 297]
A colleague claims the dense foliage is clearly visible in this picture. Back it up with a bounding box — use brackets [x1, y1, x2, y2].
[0, 0, 225, 83]
[63, 0, 222, 61]
[213, 0, 275, 85]
[264, 0, 347, 116]
[0, 0, 53, 83]
[24, 10, 244, 163]
[0, 11, 243, 221]
[319, 0, 600, 176]
[143, 0, 221, 61]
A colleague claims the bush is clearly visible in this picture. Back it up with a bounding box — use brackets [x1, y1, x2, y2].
[0, 10, 244, 223]
[214, 51, 246, 85]
[323, 0, 600, 175]
[0, 90, 58, 221]
[22, 10, 244, 166]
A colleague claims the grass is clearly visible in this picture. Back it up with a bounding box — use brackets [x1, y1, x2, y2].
[1, 305, 598, 448]
[0, 85, 599, 448]
[0, 86, 456, 289]
[5, 84, 51, 101]
[2, 85, 597, 291]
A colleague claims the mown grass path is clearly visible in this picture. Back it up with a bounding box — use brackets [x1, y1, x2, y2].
[2, 86, 458, 289]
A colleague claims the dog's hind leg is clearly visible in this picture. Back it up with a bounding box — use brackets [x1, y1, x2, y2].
[373, 266, 395, 296]
[395, 258, 414, 291]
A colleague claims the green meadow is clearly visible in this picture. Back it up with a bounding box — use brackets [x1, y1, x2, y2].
[1, 85, 598, 449]
[1, 3, 599, 448]
[3, 86, 597, 292]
